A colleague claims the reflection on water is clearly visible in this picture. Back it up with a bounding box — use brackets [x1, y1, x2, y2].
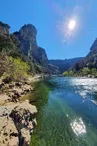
[29, 77, 97, 146]
[70, 118, 86, 136]
[71, 78, 97, 100]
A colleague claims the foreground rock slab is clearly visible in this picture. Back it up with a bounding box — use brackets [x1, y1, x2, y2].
[0, 100, 37, 146]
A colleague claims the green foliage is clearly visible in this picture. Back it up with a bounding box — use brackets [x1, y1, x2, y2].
[9, 57, 30, 80]
[63, 70, 74, 77]
[81, 67, 90, 75]
[10, 34, 19, 47]
[63, 71, 69, 76]
[63, 67, 97, 77]
[0, 37, 16, 54]
[0, 53, 11, 77]
[86, 62, 96, 69]
[28, 61, 35, 73]
[34, 63, 45, 73]
[0, 52, 31, 81]
[91, 68, 96, 74]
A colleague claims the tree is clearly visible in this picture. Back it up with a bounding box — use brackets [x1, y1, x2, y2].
[63, 70, 73, 77]
[81, 67, 90, 75]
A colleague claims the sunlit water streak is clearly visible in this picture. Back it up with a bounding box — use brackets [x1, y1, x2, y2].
[28, 77, 97, 146]
[70, 118, 86, 136]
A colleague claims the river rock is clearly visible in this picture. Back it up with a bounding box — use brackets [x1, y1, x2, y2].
[0, 100, 37, 146]
[0, 116, 18, 146]
[15, 82, 23, 87]
[20, 128, 30, 146]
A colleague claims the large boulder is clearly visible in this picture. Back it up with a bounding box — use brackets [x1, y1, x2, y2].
[0, 100, 37, 146]
[0, 113, 18, 146]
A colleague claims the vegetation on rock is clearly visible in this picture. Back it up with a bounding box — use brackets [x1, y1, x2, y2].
[0, 21, 58, 83]
[63, 67, 97, 77]
[63, 39, 97, 78]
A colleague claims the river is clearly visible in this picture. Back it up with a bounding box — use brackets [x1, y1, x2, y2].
[26, 77, 97, 146]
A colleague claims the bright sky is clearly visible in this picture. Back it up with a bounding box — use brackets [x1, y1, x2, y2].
[0, 0, 97, 59]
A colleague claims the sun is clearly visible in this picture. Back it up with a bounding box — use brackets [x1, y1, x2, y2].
[68, 20, 76, 31]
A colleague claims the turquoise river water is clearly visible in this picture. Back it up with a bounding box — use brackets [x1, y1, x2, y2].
[26, 77, 97, 146]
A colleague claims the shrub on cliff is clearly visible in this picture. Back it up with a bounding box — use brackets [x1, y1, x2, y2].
[9, 57, 30, 80]
[0, 53, 12, 77]
[0, 53, 30, 81]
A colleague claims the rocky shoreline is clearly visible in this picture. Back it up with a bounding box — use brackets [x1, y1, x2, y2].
[0, 75, 42, 146]
[0, 100, 37, 146]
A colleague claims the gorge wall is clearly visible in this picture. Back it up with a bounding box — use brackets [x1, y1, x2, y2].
[0, 21, 59, 74]
[73, 39, 97, 70]
[14, 24, 49, 68]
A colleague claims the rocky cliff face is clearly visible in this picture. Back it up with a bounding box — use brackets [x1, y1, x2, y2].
[73, 39, 97, 70]
[0, 21, 59, 74]
[90, 38, 97, 51]
[14, 24, 48, 68]
[0, 22, 17, 53]
[0, 21, 10, 39]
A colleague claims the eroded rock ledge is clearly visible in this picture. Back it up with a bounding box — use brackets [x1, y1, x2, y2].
[0, 78, 33, 104]
[0, 100, 37, 146]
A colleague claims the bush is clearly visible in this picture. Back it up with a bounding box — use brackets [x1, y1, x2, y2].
[0, 53, 30, 81]
[63, 67, 97, 77]
[0, 53, 12, 77]
[81, 67, 90, 75]
[9, 57, 30, 80]
[63, 70, 73, 77]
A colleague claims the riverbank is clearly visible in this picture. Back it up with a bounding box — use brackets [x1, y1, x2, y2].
[0, 74, 43, 146]
[63, 69, 97, 78]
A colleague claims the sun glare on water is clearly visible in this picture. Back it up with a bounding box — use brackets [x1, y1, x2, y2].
[68, 20, 76, 31]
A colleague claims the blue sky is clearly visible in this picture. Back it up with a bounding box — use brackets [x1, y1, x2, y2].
[0, 0, 97, 59]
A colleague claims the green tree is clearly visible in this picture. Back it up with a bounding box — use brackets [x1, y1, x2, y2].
[91, 68, 97, 76]
[63, 70, 74, 77]
[81, 67, 90, 75]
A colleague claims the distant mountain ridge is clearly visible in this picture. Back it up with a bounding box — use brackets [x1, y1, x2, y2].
[49, 57, 84, 73]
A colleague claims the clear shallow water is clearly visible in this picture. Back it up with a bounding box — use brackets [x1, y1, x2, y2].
[29, 77, 97, 146]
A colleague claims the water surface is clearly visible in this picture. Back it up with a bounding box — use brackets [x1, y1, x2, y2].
[28, 77, 97, 146]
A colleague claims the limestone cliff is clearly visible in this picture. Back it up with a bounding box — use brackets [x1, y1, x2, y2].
[0, 21, 17, 53]
[14, 24, 49, 68]
[0, 21, 59, 74]
[0, 21, 10, 38]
